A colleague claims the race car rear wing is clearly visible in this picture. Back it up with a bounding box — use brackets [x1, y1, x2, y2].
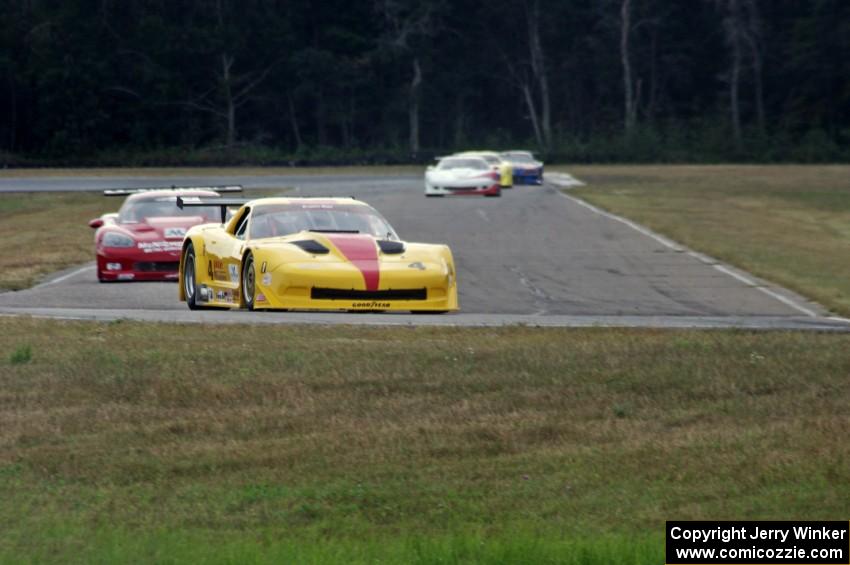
[176, 196, 250, 224]
[103, 185, 243, 197]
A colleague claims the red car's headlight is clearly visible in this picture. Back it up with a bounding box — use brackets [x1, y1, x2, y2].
[102, 232, 135, 248]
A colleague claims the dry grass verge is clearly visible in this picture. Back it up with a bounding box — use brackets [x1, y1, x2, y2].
[0, 188, 286, 290]
[0, 192, 104, 289]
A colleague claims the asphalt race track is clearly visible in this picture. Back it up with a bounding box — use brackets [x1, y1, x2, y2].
[1, 173, 848, 330]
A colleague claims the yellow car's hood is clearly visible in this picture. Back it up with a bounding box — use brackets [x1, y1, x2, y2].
[251, 231, 450, 291]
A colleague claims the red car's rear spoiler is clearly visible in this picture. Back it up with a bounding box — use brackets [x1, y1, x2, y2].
[176, 196, 250, 224]
[103, 185, 243, 196]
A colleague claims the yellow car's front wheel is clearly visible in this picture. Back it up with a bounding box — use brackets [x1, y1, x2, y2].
[242, 252, 257, 311]
[183, 243, 228, 311]
[183, 243, 207, 311]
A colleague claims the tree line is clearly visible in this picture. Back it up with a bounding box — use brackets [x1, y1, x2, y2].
[1, 0, 848, 165]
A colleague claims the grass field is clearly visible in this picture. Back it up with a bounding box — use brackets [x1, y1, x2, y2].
[0, 188, 289, 291]
[2, 319, 849, 563]
[566, 165, 850, 316]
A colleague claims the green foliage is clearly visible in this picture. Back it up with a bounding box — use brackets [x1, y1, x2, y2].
[9, 344, 32, 364]
[550, 123, 850, 164]
[0, 1, 848, 163]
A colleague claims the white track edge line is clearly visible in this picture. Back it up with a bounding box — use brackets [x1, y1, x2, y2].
[711, 264, 818, 317]
[33, 264, 95, 288]
[559, 191, 683, 251]
[555, 187, 819, 318]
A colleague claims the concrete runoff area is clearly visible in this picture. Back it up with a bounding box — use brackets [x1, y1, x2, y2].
[0, 172, 845, 330]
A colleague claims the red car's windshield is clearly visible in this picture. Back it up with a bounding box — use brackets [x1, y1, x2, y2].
[119, 197, 220, 223]
[249, 203, 398, 240]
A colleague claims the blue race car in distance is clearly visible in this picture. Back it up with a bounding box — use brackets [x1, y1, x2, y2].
[500, 151, 544, 185]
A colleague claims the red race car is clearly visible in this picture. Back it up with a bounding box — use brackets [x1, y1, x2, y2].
[88, 186, 242, 282]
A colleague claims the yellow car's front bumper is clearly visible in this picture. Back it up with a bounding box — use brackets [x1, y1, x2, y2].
[254, 258, 458, 312]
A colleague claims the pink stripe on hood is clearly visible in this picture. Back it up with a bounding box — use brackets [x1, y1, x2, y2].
[326, 235, 380, 291]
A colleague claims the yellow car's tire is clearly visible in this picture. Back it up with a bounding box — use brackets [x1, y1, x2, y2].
[242, 251, 257, 311]
[183, 243, 207, 310]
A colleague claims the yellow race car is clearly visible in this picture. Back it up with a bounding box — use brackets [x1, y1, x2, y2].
[177, 196, 458, 313]
[454, 151, 513, 188]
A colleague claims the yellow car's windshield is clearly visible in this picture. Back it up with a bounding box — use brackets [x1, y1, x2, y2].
[249, 203, 398, 240]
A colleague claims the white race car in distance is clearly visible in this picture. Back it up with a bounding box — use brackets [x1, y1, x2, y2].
[424, 156, 502, 197]
[454, 151, 513, 188]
